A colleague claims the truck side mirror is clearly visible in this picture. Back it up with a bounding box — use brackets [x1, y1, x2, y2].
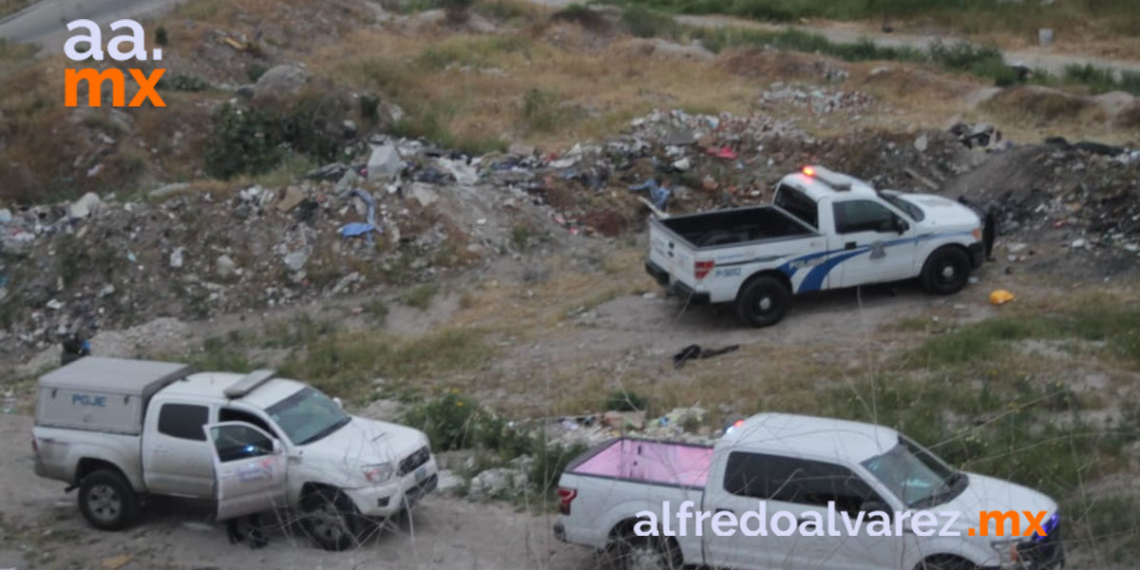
[272, 439, 283, 455]
[893, 218, 909, 234]
[861, 499, 893, 520]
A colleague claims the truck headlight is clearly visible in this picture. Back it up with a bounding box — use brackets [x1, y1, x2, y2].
[363, 463, 394, 484]
[991, 538, 1020, 562]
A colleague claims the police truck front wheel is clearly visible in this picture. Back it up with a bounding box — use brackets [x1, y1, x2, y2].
[921, 247, 971, 295]
[735, 277, 790, 328]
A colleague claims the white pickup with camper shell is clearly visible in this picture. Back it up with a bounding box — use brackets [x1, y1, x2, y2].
[31, 357, 438, 550]
[646, 166, 989, 327]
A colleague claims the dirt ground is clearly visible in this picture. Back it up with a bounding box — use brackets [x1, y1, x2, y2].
[0, 416, 592, 570]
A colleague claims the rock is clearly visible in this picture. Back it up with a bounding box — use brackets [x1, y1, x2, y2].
[330, 271, 361, 295]
[437, 157, 478, 185]
[508, 143, 536, 157]
[149, 182, 190, 199]
[367, 143, 405, 182]
[1070, 239, 1086, 249]
[468, 466, 529, 501]
[68, 192, 102, 219]
[410, 183, 440, 207]
[672, 157, 691, 171]
[253, 64, 309, 99]
[170, 247, 185, 269]
[283, 250, 309, 272]
[98, 284, 115, 298]
[437, 469, 463, 493]
[0, 208, 12, 224]
[914, 134, 929, 153]
[46, 299, 64, 310]
[216, 255, 236, 278]
[277, 186, 305, 212]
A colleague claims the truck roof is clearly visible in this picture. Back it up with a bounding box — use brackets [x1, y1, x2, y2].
[39, 357, 191, 394]
[722, 413, 899, 464]
[161, 371, 308, 409]
[784, 166, 878, 202]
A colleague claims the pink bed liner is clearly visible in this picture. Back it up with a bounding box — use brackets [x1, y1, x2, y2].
[570, 439, 713, 488]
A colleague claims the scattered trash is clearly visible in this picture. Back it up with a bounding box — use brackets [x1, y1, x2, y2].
[628, 179, 671, 210]
[989, 289, 1015, 305]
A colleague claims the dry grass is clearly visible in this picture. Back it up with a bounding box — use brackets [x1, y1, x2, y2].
[308, 28, 757, 150]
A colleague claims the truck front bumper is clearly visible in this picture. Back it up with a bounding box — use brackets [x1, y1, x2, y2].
[343, 457, 439, 518]
[645, 260, 710, 304]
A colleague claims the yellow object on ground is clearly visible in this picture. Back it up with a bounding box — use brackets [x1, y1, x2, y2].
[990, 289, 1015, 305]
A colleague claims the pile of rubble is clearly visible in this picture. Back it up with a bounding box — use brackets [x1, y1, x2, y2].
[759, 83, 876, 115]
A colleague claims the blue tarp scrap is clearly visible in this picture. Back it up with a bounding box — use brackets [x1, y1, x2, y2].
[628, 179, 671, 210]
[339, 188, 383, 244]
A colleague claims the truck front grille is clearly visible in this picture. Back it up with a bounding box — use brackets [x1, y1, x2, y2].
[398, 446, 431, 476]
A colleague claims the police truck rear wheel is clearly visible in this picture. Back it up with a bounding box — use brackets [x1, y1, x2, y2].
[78, 470, 139, 531]
[735, 277, 790, 328]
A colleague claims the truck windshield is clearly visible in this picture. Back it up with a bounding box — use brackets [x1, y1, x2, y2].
[879, 192, 925, 221]
[861, 436, 964, 508]
[266, 387, 351, 446]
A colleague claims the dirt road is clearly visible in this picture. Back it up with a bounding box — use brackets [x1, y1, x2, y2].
[0, 416, 593, 570]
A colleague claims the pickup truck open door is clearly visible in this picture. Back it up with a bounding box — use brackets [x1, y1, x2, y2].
[204, 422, 287, 521]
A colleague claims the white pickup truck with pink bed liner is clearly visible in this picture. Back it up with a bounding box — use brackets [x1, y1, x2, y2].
[553, 413, 1064, 570]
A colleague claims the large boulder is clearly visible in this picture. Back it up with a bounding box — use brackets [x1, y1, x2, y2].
[254, 65, 309, 99]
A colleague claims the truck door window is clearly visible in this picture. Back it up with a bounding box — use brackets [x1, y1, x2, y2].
[774, 185, 818, 229]
[209, 424, 274, 462]
[724, 452, 881, 515]
[157, 403, 209, 441]
[834, 200, 899, 234]
[219, 408, 278, 439]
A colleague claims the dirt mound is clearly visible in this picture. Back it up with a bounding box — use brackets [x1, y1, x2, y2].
[981, 86, 1104, 126]
[717, 48, 849, 83]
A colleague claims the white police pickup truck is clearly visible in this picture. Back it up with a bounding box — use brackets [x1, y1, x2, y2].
[554, 413, 1064, 570]
[31, 357, 438, 550]
[646, 166, 988, 327]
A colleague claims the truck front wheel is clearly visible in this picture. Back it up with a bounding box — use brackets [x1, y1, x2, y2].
[735, 276, 790, 328]
[301, 488, 361, 551]
[78, 470, 139, 531]
[602, 534, 682, 570]
[921, 247, 971, 295]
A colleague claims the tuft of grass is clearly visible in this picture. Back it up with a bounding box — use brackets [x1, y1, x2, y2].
[279, 328, 491, 401]
[1063, 64, 1140, 96]
[604, 388, 648, 412]
[403, 283, 440, 310]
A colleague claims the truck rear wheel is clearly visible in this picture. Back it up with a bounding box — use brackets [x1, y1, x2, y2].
[921, 247, 970, 295]
[78, 470, 139, 531]
[301, 488, 361, 551]
[735, 276, 790, 328]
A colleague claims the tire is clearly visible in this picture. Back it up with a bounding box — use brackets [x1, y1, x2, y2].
[78, 469, 139, 531]
[735, 276, 790, 328]
[601, 533, 682, 570]
[301, 488, 361, 551]
[915, 556, 975, 570]
[921, 247, 971, 295]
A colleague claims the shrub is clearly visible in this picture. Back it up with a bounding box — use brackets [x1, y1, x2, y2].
[403, 392, 481, 451]
[204, 103, 284, 179]
[158, 73, 211, 92]
[154, 25, 169, 47]
[604, 388, 648, 412]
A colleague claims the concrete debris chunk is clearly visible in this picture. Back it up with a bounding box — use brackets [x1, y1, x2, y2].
[367, 143, 405, 182]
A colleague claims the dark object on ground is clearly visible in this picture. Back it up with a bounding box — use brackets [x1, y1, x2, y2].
[60, 335, 91, 366]
[1073, 141, 1125, 157]
[226, 513, 269, 549]
[673, 344, 740, 368]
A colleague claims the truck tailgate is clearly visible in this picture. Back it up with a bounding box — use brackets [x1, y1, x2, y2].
[648, 218, 696, 285]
